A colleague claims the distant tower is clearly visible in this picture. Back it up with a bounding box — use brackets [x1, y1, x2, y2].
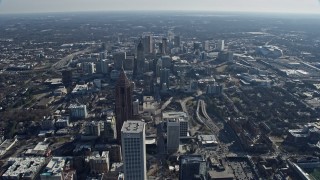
[115, 69, 133, 143]
[217, 40, 225, 51]
[160, 68, 170, 89]
[114, 52, 126, 70]
[204, 40, 210, 51]
[193, 42, 201, 51]
[161, 38, 168, 55]
[121, 120, 147, 180]
[174, 35, 181, 48]
[136, 41, 145, 76]
[62, 69, 73, 88]
[143, 35, 153, 54]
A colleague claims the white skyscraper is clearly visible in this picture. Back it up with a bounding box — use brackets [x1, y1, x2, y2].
[121, 121, 147, 180]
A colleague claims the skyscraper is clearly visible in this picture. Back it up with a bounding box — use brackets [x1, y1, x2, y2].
[204, 40, 210, 51]
[121, 120, 147, 180]
[115, 69, 133, 143]
[62, 69, 72, 88]
[101, 59, 109, 74]
[174, 35, 181, 48]
[143, 35, 153, 54]
[83, 62, 95, 74]
[136, 41, 145, 76]
[179, 155, 207, 180]
[167, 118, 180, 153]
[161, 38, 168, 55]
[217, 40, 225, 51]
[160, 68, 170, 89]
[114, 52, 126, 70]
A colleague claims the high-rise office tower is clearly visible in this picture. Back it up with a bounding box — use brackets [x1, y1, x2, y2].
[167, 118, 180, 153]
[179, 155, 207, 180]
[204, 40, 210, 51]
[174, 35, 181, 48]
[104, 117, 116, 141]
[156, 58, 162, 77]
[62, 69, 73, 87]
[160, 56, 172, 69]
[136, 41, 145, 76]
[161, 38, 168, 55]
[84, 121, 101, 136]
[114, 52, 126, 70]
[143, 72, 154, 94]
[100, 59, 109, 74]
[121, 121, 147, 180]
[115, 69, 133, 143]
[143, 35, 153, 54]
[193, 42, 201, 51]
[82, 62, 95, 74]
[133, 99, 139, 116]
[124, 55, 134, 71]
[160, 68, 170, 89]
[217, 40, 225, 51]
[144, 60, 150, 72]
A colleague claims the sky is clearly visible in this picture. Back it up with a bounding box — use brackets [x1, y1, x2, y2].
[0, 0, 319, 14]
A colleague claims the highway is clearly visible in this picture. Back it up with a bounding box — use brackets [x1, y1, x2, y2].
[198, 100, 230, 156]
[51, 47, 92, 71]
[180, 96, 194, 116]
[160, 97, 173, 111]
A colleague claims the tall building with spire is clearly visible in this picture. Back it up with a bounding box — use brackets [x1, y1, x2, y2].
[115, 69, 133, 143]
[136, 41, 145, 76]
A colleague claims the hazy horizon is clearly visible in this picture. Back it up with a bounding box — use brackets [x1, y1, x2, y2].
[0, 0, 320, 15]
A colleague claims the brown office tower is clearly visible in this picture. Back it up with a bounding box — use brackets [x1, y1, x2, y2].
[62, 70, 73, 87]
[115, 69, 133, 143]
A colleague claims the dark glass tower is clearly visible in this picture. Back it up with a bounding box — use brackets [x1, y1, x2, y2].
[115, 69, 133, 143]
[136, 41, 145, 76]
[62, 69, 73, 88]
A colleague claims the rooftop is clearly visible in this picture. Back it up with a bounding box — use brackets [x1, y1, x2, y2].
[163, 111, 188, 119]
[69, 104, 86, 109]
[3, 157, 46, 178]
[198, 135, 219, 145]
[41, 157, 67, 177]
[121, 120, 144, 133]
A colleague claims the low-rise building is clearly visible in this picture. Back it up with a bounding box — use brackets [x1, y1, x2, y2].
[106, 163, 124, 180]
[25, 141, 51, 157]
[88, 151, 110, 174]
[41, 116, 55, 130]
[2, 157, 46, 180]
[143, 96, 157, 115]
[71, 84, 89, 94]
[0, 139, 17, 158]
[40, 157, 74, 180]
[197, 135, 218, 148]
[69, 104, 88, 119]
[55, 116, 70, 129]
[206, 83, 223, 96]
